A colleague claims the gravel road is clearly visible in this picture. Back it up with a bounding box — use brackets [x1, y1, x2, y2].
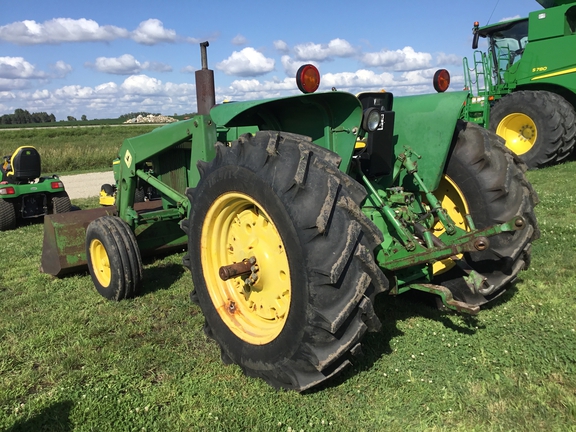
[59, 171, 114, 199]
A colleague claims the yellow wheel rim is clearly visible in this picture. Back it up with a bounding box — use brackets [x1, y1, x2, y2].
[431, 175, 471, 275]
[89, 239, 111, 287]
[496, 113, 537, 156]
[201, 192, 291, 345]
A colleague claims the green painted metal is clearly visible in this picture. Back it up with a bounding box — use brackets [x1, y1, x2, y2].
[463, 1, 576, 127]
[210, 92, 363, 173]
[385, 91, 468, 191]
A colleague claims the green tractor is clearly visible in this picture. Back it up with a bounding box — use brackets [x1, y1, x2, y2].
[0, 146, 71, 231]
[41, 43, 539, 391]
[462, 0, 576, 168]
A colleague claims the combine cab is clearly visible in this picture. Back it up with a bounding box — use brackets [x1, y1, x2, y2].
[41, 42, 539, 391]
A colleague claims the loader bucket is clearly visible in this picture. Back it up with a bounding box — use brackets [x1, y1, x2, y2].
[41, 207, 116, 276]
[41, 201, 189, 277]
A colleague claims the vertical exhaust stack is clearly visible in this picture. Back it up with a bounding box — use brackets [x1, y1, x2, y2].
[195, 42, 216, 115]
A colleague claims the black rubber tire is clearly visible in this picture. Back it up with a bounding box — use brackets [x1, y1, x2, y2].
[134, 186, 146, 203]
[182, 131, 389, 392]
[86, 216, 143, 301]
[52, 191, 72, 214]
[435, 121, 540, 305]
[489, 90, 576, 169]
[0, 199, 16, 231]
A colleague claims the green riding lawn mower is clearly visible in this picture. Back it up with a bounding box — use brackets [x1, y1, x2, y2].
[40, 43, 539, 392]
[0, 146, 71, 231]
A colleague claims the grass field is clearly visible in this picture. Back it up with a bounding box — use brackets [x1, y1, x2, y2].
[0, 126, 158, 174]
[0, 161, 575, 431]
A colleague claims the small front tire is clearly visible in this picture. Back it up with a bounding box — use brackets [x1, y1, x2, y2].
[86, 216, 143, 300]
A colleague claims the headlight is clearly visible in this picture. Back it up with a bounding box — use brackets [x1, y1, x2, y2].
[362, 107, 381, 132]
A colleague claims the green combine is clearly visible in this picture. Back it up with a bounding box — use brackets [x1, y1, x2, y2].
[41, 43, 539, 391]
[463, 0, 576, 168]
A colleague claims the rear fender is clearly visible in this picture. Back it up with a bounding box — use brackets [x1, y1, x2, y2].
[391, 91, 468, 190]
[210, 92, 363, 173]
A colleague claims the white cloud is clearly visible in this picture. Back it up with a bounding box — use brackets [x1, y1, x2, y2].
[361, 46, 432, 71]
[232, 34, 248, 45]
[0, 18, 187, 46]
[90, 55, 142, 75]
[321, 69, 395, 90]
[499, 15, 521, 22]
[145, 62, 172, 73]
[0, 57, 46, 79]
[0, 18, 129, 45]
[435, 53, 462, 66]
[274, 40, 290, 53]
[181, 65, 196, 74]
[120, 75, 165, 95]
[50, 61, 72, 78]
[87, 55, 172, 75]
[293, 38, 356, 62]
[131, 19, 177, 45]
[216, 47, 275, 77]
[280, 55, 320, 78]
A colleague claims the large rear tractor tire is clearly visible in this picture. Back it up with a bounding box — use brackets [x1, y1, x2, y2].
[489, 90, 576, 169]
[433, 121, 539, 305]
[86, 216, 143, 300]
[51, 191, 72, 214]
[182, 131, 389, 391]
[0, 199, 16, 231]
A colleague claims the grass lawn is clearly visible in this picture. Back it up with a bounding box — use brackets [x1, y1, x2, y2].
[0, 162, 575, 431]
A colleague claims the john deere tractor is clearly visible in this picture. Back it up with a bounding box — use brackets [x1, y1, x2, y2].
[0, 146, 71, 231]
[463, 0, 576, 168]
[41, 43, 539, 391]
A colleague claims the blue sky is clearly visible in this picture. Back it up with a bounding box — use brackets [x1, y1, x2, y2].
[0, 0, 538, 120]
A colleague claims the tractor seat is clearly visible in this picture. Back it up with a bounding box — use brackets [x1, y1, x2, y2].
[5, 146, 41, 183]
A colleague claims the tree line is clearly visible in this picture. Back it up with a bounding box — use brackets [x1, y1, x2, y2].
[0, 109, 56, 125]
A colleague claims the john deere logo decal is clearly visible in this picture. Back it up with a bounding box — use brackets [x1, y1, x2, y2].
[124, 150, 132, 168]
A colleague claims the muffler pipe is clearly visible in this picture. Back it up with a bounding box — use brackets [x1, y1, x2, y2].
[195, 41, 216, 115]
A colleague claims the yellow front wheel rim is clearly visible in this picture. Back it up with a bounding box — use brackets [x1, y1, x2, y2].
[431, 175, 471, 275]
[496, 113, 537, 156]
[89, 239, 111, 287]
[201, 192, 291, 345]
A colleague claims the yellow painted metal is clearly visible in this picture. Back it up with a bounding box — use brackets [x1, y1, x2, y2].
[89, 239, 111, 287]
[99, 189, 115, 206]
[496, 113, 537, 155]
[431, 174, 471, 274]
[201, 192, 291, 345]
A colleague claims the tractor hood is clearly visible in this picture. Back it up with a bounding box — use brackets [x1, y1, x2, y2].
[210, 92, 363, 172]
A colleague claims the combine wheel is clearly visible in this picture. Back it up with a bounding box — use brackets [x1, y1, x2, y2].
[489, 90, 576, 168]
[0, 199, 16, 231]
[86, 216, 143, 300]
[434, 121, 539, 305]
[183, 131, 388, 391]
[51, 191, 72, 214]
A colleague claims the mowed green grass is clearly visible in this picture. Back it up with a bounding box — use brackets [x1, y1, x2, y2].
[0, 162, 575, 431]
[0, 126, 157, 174]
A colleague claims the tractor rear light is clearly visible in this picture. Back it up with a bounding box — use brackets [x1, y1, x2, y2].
[362, 107, 382, 132]
[488, 95, 494, 101]
[433, 69, 451, 93]
[296, 64, 320, 94]
[0, 186, 15, 195]
[51, 181, 63, 189]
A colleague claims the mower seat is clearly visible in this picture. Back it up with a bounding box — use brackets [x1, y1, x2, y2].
[5, 146, 41, 183]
